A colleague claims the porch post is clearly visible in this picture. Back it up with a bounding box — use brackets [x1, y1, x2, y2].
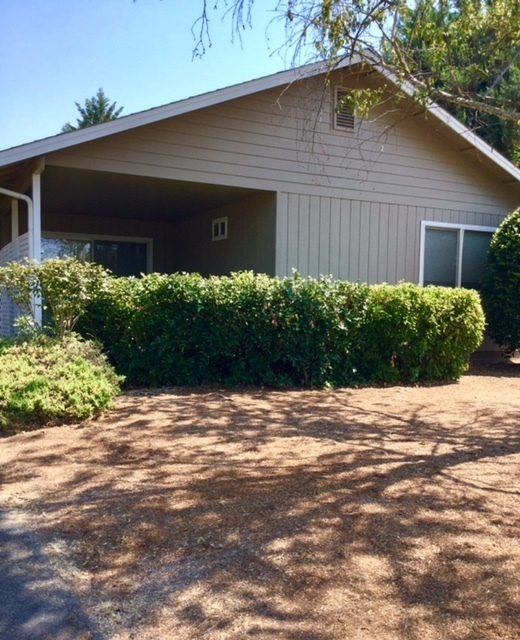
[30, 171, 42, 262]
[31, 160, 45, 327]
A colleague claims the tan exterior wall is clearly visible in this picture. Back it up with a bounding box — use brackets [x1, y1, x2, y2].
[43, 191, 276, 276]
[276, 195, 507, 283]
[45, 70, 520, 283]
[171, 192, 276, 276]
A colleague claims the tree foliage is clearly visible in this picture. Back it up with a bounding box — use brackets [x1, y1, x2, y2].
[396, 0, 520, 162]
[61, 88, 123, 132]
[194, 1, 520, 136]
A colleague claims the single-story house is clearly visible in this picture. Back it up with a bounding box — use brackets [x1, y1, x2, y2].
[1, 58, 519, 335]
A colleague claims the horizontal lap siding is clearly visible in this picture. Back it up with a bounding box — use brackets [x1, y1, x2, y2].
[48, 83, 516, 213]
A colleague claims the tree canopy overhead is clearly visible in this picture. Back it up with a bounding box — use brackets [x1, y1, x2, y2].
[194, 1, 520, 149]
[61, 88, 124, 133]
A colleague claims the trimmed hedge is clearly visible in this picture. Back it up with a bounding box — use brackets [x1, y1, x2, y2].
[81, 271, 485, 387]
[0, 335, 123, 432]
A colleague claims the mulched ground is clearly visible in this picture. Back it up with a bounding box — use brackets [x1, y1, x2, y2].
[1, 360, 520, 639]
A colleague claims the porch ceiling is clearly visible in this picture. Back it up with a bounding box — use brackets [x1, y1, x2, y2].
[42, 166, 259, 222]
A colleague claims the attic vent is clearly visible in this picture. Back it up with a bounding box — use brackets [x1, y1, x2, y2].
[334, 88, 355, 131]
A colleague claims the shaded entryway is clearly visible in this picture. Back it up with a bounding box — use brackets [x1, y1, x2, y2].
[41, 166, 277, 276]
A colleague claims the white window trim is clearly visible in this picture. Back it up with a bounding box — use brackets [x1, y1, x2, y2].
[419, 220, 496, 286]
[42, 231, 153, 273]
[333, 87, 356, 132]
[212, 216, 228, 241]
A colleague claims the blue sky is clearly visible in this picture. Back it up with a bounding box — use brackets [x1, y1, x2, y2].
[0, 0, 290, 150]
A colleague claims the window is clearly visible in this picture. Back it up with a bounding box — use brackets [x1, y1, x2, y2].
[420, 222, 495, 290]
[212, 216, 228, 241]
[42, 233, 152, 277]
[333, 87, 356, 131]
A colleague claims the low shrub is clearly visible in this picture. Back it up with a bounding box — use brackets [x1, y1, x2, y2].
[0, 335, 123, 432]
[82, 272, 484, 388]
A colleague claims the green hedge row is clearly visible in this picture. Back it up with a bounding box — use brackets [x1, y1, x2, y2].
[81, 271, 485, 387]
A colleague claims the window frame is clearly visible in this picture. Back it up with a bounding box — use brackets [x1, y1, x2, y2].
[42, 231, 153, 274]
[419, 221, 496, 287]
[211, 216, 228, 241]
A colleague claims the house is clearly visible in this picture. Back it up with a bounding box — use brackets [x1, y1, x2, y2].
[1, 59, 519, 335]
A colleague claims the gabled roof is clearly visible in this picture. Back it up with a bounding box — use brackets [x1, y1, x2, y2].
[1, 58, 520, 184]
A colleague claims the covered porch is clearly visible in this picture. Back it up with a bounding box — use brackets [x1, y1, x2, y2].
[0, 160, 277, 334]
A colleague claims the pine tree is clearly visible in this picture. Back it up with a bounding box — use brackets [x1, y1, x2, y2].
[61, 89, 123, 132]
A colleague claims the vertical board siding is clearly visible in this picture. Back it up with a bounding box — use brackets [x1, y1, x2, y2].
[318, 197, 331, 276]
[378, 203, 389, 284]
[346, 200, 359, 280]
[276, 195, 506, 284]
[275, 191, 289, 277]
[297, 195, 310, 275]
[329, 198, 341, 277]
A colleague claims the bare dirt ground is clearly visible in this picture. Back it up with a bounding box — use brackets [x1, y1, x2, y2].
[1, 361, 520, 640]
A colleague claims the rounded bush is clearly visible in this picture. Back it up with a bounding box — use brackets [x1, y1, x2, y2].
[0, 335, 123, 432]
[481, 208, 520, 350]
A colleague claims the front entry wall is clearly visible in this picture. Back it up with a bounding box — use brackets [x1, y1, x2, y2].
[43, 212, 173, 274]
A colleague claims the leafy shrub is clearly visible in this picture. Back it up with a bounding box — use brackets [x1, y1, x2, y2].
[83, 272, 368, 387]
[481, 208, 520, 350]
[0, 335, 123, 432]
[0, 257, 109, 338]
[82, 272, 483, 388]
[357, 283, 485, 382]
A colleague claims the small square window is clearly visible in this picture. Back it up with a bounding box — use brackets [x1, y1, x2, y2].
[212, 216, 228, 241]
[334, 88, 356, 131]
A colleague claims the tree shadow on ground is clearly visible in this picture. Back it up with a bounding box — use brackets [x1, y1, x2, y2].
[2, 384, 520, 639]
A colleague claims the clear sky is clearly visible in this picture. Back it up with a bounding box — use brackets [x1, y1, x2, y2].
[0, 0, 290, 151]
